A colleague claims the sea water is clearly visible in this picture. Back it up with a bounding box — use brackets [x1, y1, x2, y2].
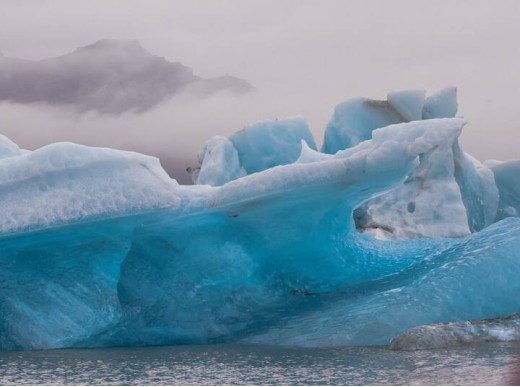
[1, 343, 519, 385]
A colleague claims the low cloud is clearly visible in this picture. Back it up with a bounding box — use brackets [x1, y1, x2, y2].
[0, 39, 254, 115]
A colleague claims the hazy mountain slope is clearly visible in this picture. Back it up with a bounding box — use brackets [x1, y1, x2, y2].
[0, 40, 254, 114]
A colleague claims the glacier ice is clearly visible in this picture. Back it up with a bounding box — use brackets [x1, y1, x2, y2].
[353, 123, 501, 239]
[387, 89, 426, 121]
[229, 117, 317, 174]
[193, 117, 317, 186]
[245, 218, 520, 347]
[0, 142, 180, 234]
[321, 88, 457, 155]
[354, 119, 471, 239]
[0, 134, 21, 160]
[193, 136, 246, 186]
[321, 98, 403, 154]
[0, 87, 519, 351]
[323, 87, 497, 239]
[452, 144, 499, 232]
[0, 216, 143, 350]
[422, 87, 458, 119]
[487, 160, 520, 220]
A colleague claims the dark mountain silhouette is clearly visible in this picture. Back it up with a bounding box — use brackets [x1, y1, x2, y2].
[0, 39, 255, 114]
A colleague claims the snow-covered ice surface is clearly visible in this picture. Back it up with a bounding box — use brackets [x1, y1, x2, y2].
[0, 87, 519, 351]
[0, 142, 180, 234]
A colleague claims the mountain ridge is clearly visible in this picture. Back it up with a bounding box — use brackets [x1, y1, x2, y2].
[0, 39, 255, 114]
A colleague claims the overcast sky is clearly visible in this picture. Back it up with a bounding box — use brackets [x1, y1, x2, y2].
[0, 0, 519, 182]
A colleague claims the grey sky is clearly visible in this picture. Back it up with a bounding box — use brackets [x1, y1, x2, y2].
[0, 0, 519, 182]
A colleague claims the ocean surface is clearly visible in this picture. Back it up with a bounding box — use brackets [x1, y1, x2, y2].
[0, 342, 519, 385]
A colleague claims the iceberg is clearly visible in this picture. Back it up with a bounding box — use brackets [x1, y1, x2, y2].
[0, 142, 180, 234]
[321, 98, 403, 154]
[0, 87, 518, 351]
[321, 88, 457, 154]
[193, 117, 316, 185]
[324, 87, 499, 239]
[487, 160, 520, 220]
[244, 218, 520, 347]
[422, 87, 458, 119]
[452, 145, 499, 232]
[354, 119, 470, 239]
[0, 134, 21, 160]
[387, 89, 426, 121]
[193, 136, 247, 186]
[229, 116, 317, 174]
[0, 216, 143, 350]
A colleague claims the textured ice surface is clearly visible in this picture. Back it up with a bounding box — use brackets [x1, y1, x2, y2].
[0, 87, 518, 351]
[321, 98, 403, 154]
[422, 87, 458, 119]
[0, 134, 21, 160]
[389, 314, 520, 350]
[322, 88, 457, 154]
[453, 145, 499, 232]
[487, 160, 520, 220]
[0, 142, 180, 233]
[354, 120, 502, 239]
[0, 216, 145, 350]
[387, 89, 426, 121]
[230, 117, 317, 174]
[245, 218, 520, 347]
[193, 136, 246, 186]
[355, 119, 470, 239]
[193, 117, 316, 186]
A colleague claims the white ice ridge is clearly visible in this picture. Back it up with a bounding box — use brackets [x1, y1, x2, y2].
[179, 118, 466, 218]
[0, 142, 181, 233]
[0, 87, 514, 240]
[0, 117, 451, 234]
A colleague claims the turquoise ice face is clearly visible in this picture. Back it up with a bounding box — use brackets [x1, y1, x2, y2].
[1, 204, 518, 350]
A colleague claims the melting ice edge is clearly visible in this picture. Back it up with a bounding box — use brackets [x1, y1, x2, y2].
[0, 87, 519, 351]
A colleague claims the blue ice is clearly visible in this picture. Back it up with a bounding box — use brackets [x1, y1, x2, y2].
[0, 88, 518, 351]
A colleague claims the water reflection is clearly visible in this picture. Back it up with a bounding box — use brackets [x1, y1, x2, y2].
[0, 342, 519, 385]
[507, 342, 520, 385]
